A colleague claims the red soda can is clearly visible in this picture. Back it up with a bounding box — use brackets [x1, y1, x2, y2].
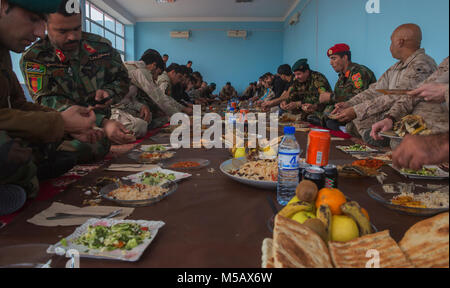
[231, 102, 237, 109]
[306, 129, 331, 167]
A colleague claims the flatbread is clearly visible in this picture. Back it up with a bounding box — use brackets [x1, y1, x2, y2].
[273, 215, 333, 268]
[399, 212, 449, 268]
[261, 238, 275, 268]
[329, 230, 414, 268]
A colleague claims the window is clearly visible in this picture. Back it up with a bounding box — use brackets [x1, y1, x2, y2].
[84, 1, 126, 60]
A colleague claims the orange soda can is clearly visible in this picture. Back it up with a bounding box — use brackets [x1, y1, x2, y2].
[306, 129, 331, 167]
[231, 102, 237, 109]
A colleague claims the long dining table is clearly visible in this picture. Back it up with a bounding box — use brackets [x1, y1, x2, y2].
[0, 129, 446, 268]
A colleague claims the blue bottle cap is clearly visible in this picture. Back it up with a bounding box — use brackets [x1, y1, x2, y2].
[284, 126, 296, 135]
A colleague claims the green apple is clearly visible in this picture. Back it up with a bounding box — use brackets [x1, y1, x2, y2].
[291, 211, 316, 224]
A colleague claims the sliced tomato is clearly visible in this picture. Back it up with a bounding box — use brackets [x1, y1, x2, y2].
[141, 227, 149, 231]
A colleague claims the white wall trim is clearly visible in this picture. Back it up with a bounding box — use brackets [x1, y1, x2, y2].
[283, 0, 302, 21]
[137, 17, 284, 23]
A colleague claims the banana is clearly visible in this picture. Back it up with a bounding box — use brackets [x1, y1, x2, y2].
[341, 201, 372, 236]
[278, 201, 315, 219]
[316, 204, 332, 242]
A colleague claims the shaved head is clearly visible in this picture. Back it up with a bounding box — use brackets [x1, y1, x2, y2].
[392, 24, 422, 49]
[390, 23, 423, 61]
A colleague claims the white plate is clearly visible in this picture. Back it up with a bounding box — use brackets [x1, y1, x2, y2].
[47, 219, 165, 262]
[123, 168, 192, 185]
[336, 145, 378, 154]
[389, 165, 449, 180]
[220, 158, 277, 190]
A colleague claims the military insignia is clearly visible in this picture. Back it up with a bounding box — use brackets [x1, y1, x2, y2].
[27, 75, 43, 93]
[352, 73, 363, 89]
[25, 62, 46, 74]
[328, 49, 333, 56]
[55, 49, 66, 62]
[345, 70, 351, 78]
[84, 43, 97, 54]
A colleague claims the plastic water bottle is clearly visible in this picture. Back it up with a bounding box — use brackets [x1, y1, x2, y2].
[277, 126, 302, 206]
[249, 100, 253, 109]
[229, 107, 236, 124]
[227, 101, 231, 112]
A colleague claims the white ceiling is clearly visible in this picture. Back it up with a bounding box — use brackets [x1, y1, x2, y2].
[109, 0, 300, 22]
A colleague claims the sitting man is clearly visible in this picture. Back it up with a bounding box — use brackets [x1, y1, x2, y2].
[322, 44, 377, 131]
[220, 82, 238, 101]
[371, 57, 449, 170]
[125, 49, 192, 130]
[280, 59, 332, 125]
[1, 0, 101, 205]
[331, 24, 437, 146]
[261, 65, 294, 111]
[256, 73, 275, 105]
[21, 0, 135, 164]
[241, 82, 256, 101]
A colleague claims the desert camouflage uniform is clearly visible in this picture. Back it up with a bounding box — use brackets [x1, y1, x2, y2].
[21, 32, 130, 163]
[1, 47, 66, 197]
[287, 70, 332, 121]
[385, 57, 449, 135]
[346, 49, 437, 143]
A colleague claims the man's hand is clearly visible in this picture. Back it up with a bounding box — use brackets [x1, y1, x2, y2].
[281, 101, 301, 111]
[331, 102, 350, 115]
[61, 106, 96, 134]
[408, 83, 448, 103]
[103, 119, 136, 144]
[392, 134, 450, 170]
[140, 105, 152, 123]
[319, 92, 332, 104]
[7, 140, 32, 166]
[94, 89, 113, 110]
[370, 118, 394, 140]
[335, 107, 356, 122]
[302, 103, 317, 113]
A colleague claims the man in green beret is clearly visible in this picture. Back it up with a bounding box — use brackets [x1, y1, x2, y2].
[280, 59, 333, 125]
[21, 0, 135, 164]
[0, 0, 101, 210]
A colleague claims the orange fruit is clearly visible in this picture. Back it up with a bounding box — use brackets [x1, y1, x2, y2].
[361, 208, 370, 221]
[315, 188, 347, 215]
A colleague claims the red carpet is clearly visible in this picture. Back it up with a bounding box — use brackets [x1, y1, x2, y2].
[0, 125, 168, 225]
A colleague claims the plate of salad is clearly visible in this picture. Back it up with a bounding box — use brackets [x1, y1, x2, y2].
[389, 165, 449, 180]
[123, 168, 192, 185]
[139, 144, 177, 153]
[336, 144, 378, 154]
[47, 219, 165, 262]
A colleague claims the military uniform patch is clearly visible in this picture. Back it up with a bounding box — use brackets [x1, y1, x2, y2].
[28, 75, 43, 93]
[25, 62, 46, 74]
[352, 73, 363, 89]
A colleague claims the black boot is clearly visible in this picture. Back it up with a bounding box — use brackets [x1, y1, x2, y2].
[0, 185, 27, 216]
[326, 119, 342, 131]
[306, 115, 323, 127]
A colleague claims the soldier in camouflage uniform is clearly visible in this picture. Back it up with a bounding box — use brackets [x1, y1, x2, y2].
[1, 0, 100, 203]
[321, 44, 377, 131]
[332, 24, 437, 146]
[280, 59, 332, 125]
[21, 2, 134, 163]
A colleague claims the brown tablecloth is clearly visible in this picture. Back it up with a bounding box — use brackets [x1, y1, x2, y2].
[0, 131, 446, 268]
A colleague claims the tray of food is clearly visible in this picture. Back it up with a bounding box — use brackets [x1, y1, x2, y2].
[368, 183, 449, 216]
[392, 115, 431, 137]
[389, 165, 449, 180]
[99, 181, 177, 207]
[128, 151, 176, 164]
[163, 159, 210, 170]
[220, 157, 277, 190]
[123, 168, 192, 186]
[47, 219, 165, 262]
[336, 144, 378, 154]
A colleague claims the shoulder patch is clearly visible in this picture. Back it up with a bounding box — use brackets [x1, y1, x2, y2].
[25, 62, 46, 74]
[352, 72, 363, 89]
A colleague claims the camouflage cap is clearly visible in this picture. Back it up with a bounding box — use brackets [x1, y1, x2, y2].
[292, 58, 309, 72]
[7, 0, 62, 14]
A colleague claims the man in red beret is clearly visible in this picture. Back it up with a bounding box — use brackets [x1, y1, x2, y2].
[320, 43, 377, 131]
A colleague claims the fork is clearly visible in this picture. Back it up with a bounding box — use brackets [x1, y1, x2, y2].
[46, 209, 122, 220]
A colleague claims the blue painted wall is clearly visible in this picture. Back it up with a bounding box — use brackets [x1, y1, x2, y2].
[283, 0, 450, 88]
[134, 21, 284, 94]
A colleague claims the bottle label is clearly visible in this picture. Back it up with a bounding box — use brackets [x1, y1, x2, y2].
[278, 152, 300, 170]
